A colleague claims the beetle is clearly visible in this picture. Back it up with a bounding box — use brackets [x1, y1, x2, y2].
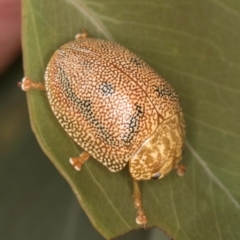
[20, 30, 186, 225]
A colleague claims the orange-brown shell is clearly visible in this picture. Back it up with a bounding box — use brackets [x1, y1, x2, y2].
[45, 38, 181, 172]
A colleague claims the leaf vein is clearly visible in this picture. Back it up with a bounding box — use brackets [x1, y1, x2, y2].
[66, 0, 114, 40]
[186, 140, 240, 209]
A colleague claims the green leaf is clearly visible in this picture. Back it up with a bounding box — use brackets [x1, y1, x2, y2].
[22, 0, 240, 239]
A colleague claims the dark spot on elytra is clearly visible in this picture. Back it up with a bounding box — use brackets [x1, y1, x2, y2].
[82, 60, 92, 70]
[130, 58, 143, 68]
[58, 67, 118, 146]
[154, 84, 178, 101]
[76, 100, 118, 146]
[100, 82, 115, 96]
[122, 105, 144, 146]
[136, 105, 144, 117]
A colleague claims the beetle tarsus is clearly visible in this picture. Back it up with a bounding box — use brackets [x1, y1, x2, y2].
[75, 29, 88, 40]
[19, 77, 45, 91]
[69, 151, 90, 171]
[176, 164, 186, 177]
[136, 211, 147, 227]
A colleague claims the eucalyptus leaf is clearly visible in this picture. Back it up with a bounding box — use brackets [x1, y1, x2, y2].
[22, 0, 240, 239]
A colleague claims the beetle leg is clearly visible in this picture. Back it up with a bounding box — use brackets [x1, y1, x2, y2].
[133, 179, 147, 226]
[75, 29, 88, 40]
[176, 164, 186, 177]
[69, 151, 90, 171]
[18, 77, 45, 91]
